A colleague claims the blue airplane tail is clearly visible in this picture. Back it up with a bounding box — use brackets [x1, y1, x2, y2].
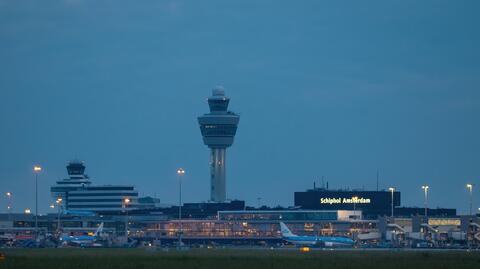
[280, 222, 295, 237]
[93, 223, 104, 237]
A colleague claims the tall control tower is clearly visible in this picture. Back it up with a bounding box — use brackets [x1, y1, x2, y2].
[198, 86, 240, 202]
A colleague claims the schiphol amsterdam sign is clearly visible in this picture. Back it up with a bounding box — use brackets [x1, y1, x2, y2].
[320, 197, 371, 205]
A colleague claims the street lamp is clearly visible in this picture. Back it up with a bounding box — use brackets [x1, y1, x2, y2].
[33, 165, 42, 244]
[466, 184, 473, 215]
[123, 198, 131, 238]
[388, 187, 395, 218]
[177, 168, 185, 247]
[352, 196, 358, 219]
[421, 185, 429, 218]
[24, 208, 31, 214]
[56, 198, 63, 233]
[5, 192, 12, 221]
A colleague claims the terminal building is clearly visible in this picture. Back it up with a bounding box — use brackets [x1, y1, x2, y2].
[50, 161, 139, 214]
[295, 186, 400, 218]
[2, 207, 478, 247]
[295, 185, 456, 219]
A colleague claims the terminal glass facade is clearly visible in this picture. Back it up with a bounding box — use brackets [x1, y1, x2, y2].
[218, 211, 338, 221]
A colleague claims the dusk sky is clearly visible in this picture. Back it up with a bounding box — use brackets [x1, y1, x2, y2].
[0, 0, 479, 214]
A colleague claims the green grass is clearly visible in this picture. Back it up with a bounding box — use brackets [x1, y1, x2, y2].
[1, 248, 480, 269]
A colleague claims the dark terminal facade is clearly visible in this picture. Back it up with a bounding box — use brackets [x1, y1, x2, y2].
[295, 187, 400, 218]
[295, 186, 455, 218]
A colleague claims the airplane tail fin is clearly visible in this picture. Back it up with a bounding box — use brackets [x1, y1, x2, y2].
[94, 222, 104, 237]
[280, 222, 295, 237]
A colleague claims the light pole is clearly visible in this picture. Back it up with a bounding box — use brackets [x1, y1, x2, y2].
[388, 187, 395, 218]
[6, 192, 12, 221]
[33, 165, 42, 244]
[352, 196, 358, 219]
[123, 198, 131, 238]
[466, 184, 473, 216]
[421, 185, 429, 218]
[177, 168, 185, 247]
[56, 198, 63, 234]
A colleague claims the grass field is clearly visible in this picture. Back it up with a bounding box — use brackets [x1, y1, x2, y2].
[1, 248, 480, 269]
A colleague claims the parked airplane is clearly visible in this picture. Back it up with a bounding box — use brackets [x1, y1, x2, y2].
[280, 222, 354, 247]
[59, 223, 104, 247]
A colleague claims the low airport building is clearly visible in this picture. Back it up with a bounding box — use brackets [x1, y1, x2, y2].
[1, 209, 479, 248]
[51, 161, 140, 214]
[294, 186, 456, 219]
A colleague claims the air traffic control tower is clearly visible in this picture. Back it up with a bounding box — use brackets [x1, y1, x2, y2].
[198, 86, 240, 202]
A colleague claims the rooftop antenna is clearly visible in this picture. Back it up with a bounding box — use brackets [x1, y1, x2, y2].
[321, 176, 325, 189]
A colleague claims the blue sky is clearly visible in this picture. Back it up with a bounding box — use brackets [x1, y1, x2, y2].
[0, 0, 479, 214]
